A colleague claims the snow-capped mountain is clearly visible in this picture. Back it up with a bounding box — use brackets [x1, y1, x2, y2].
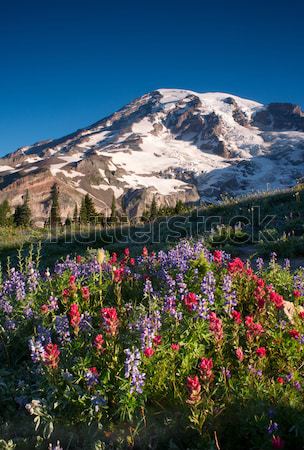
[0, 88, 304, 222]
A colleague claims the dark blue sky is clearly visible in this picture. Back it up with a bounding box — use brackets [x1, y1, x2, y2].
[0, 0, 303, 155]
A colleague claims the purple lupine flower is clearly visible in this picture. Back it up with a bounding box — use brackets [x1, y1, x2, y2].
[124, 348, 145, 394]
[294, 271, 304, 298]
[29, 338, 45, 363]
[2, 268, 26, 301]
[91, 395, 107, 412]
[176, 273, 187, 294]
[162, 271, 176, 294]
[125, 302, 133, 313]
[248, 365, 263, 378]
[85, 367, 99, 387]
[27, 265, 40, 291]
[23, 306, 34, 319]
[136, 310, 161, 350]
[55, 316, 71, 344]
[285, 373, 293, 382]
[276, 320, 287, 330]
[270, 252, 277, 267]
[0, 297, 13, 314]
[222, 367, 231, 379]
[256, 257, 264, 272]
[36, 325, 51, 345]
[283, 259, 291, 270]
[294, 381, 301, 391]
[196, 298, 209, 319]
[4, 319, 16, 331]
[163, 295, 177, 317]
[48, 296, 59, 311]
[267, 421, 279, 434]
[156, 240, 206, 274]
[201, 271, 216, 305]
[54, 256, 101, 279]
[222, 274, 237, 314]
[79, 312, 92, 333]
[143, 279, 153, 295]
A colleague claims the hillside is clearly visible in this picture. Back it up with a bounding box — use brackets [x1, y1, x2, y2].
[0, 184, 304, 270]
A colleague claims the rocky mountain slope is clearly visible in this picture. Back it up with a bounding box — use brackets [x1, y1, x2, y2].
[0, 88, 304, 223]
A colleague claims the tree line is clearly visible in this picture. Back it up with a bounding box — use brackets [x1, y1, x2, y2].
[0, 184, 190, 228]
[0, 183, 122, 228]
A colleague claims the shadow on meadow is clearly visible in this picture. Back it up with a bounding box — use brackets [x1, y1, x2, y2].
[1, 397, 304, 450]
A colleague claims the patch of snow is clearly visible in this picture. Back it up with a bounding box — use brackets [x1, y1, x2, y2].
[25, 156, 42, 164]
[50, 162, 67, 176]
[23, 166, 38, 173]
[132, 117, 154, 134]
[98, 168, 109, 184]
[121, 174, 188, 195]
[78, 131, 109, 148]
[61, 170, 85, 178]
[0, 165, 15, 172]
[98, 126, 229, 176]
[58, 153, 83, 163]
[91, 184, 124, 198]
[75, 187, 89, 196]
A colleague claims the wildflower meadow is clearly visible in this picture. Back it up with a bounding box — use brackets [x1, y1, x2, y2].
[1, 241, 304, 449]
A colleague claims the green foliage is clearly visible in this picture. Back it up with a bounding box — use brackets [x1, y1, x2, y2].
[79, 195, 100, 224]
[49, 184, 61, 227]
[65, 216, 72, 227]
[79, 197, 87, 223]
[13, 191, 32, 227]
[2, 243, 304, 448]
[73, 203, 79, 224]
[149, 195, 158, 220]
[110, 194, 117, 224]
[0, 199, 12, 226]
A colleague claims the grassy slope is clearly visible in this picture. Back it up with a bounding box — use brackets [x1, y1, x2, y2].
[0, 184, 304, 269]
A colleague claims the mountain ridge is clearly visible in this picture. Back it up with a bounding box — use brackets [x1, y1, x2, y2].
[0, 88, 304, 224]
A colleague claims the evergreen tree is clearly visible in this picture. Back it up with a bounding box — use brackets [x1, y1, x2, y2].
[14, 191, 31, 227]
[49, 184, 61, 227]
[0, 199, 12, 227]
[79, 197, 87, 223]
[73, 203, 79, 223]
[110, 194, 117, 224]
[65, 216, 72, 227]
[141, 208, 150, 223]
[84, 194, 97, 223]
[150, 195, 158, 220]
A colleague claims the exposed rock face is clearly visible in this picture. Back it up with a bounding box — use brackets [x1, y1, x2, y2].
[224, 97, 249, 127]
[0, 88, 304, 222]
[253, 103, 304, 131]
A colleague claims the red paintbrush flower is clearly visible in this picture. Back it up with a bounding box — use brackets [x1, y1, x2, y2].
[256, 347, 267, 358]
[231, 310, 242, 324]
[69, 303, 81, 329]
[144, 347, 154, 358]
[153, 335, 162, 346]
[184, 292, 198, 311]
[94, 334, 104, 352]
[101, 307, 119, 336]
[44, 343, 60, 369]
